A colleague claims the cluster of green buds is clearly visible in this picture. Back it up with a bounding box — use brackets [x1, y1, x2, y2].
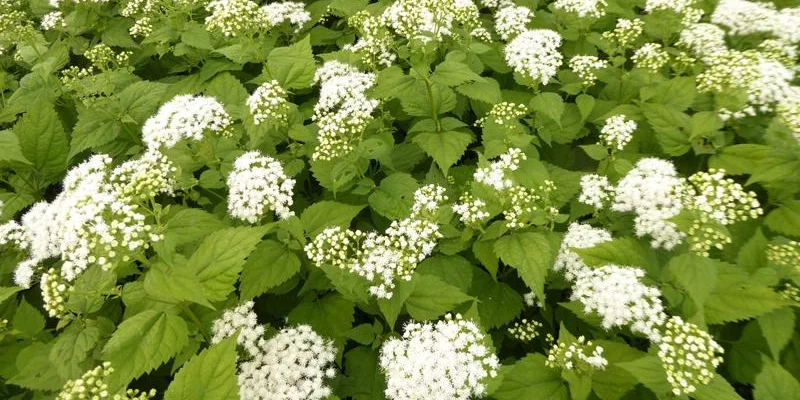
[504, 181, 558, 229]
[247, 79, 292, 126]
[632, 43, 670, 71]
[0, 0, 39, 55]
[507, 319, 542, 342]
[60, 44, 134, 100]
[601, 18, 644, 50]
[778, 282, 800, 302]
[767, 240, 800, 269]
[57, 362, 156, 400]
[546, 335, 608, 373]
[696, 50, 761, 94]
[657, 316, 724, 396]
[569, 55, 608, 86]
[41, 268, 71, 319]
[475, 102, 528, 128]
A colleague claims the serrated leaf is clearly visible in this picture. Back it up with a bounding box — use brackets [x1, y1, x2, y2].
[495, 232, 553, 301]
[339, 347, 387, 400]
[412, 130, 473, 175]
[764, 201, 800, 237]
[754, 360, 800, 400]
[493, 353, 568, 400]
[144, 261, 214, 309]
[102, 310, 189, 388]
[239, 240, 301, 300]
[641, 77, 696, 111]
[162, 208, 228, 247]
[69, 98, 124, 159]
[0, 130, 31, 164]
[368, 173, 417, 220]
[616, 356, 670, 397]
[573, 237, 659, 274]
[49, 321, 103, 379]
[693, 375, 745, 400]
[377, 280, 414, 330]
[708, 144, 770, 175]
[472, 273, 523, 328]
[14, 106, 68, 183]
[758, 308, 795, 359]
[704, 266, 792, 324]
[0, 286, 20, 304]
[456, 78, 503, 104]
[163, 336, 239, 400]
[187, 227, 267, 302]
[9, 342, 64, 390]
[531, 92, 565, 124]
[665, 253, 718, 310]
[287, 293, 354, 343]
[431, 60, 482, 87]
[118, 80, 169, 123]
[301, 201, 365, 237]
[405, 274, 472, 320]
[267, 36, 315, 89]
[205, 73, 248, 119]
[12, 298, 45, 337]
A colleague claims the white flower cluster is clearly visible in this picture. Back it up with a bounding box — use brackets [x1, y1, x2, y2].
[380, 0, 482, 45]
[546, 335, 608, 372]
[645, 0, 697, 14]
[494, 6, 532, 41]
[452, 194, 490, 225]
[57, 362, 156, 400]
[109, 151, 176, 201]
[0, 220, 29, 251]
[677, 23, 727, 61]
[612, 158, 686, 249]
[306, 185, 446, 298]
[205, 0, 309, 37]
[344, 11, 397, 68]
[504, 29, 563, 85]
[569, 55, 608, 86]
[601, 18, 644, 49]
[711, 0, 800, 44]
[473, 147, 526, 191]
[572, 265, 668, 341]
[523, 291, 542, 307]
[554, 0, 608, 19]
[508, 318, 542, 341]
[475, 102, 528, 127]
[40, 11, 64, 30]
[142, 94, 232, 152]
[777, 97, 800, 143]
[657, 316, 724, 395]
[599, 114, 636, 150]
[262, 1, 311, 32]
[379, 314, 499, 400]
[632, 43, 670, 71]
[578, 174, 612, 209]
[247, 80, 291, 126]
[312, 61, 379, 161]
[211, 301, 265, 357]
[554, 223, 613, 281]
[227, 151, 295, 223]
[11, 155, 160, 290]
[211, 304, 337, 400]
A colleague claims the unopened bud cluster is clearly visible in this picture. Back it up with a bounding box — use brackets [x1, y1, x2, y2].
[546, 335, 608, 373]
[657, 316, 724, 396]
[508, 318, 542, 341]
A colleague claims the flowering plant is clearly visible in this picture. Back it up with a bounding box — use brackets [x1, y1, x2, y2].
[0, 0, 798, 399]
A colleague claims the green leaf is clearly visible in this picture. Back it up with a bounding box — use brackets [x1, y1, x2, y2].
[162, 208, 228, 247]
[764, 201, 800, 237]
[49, 320, 103, 379]
[456, 78, 503, 104]
[708, 144, 770, 175]
[338, 347, 387, 400]
[616, 356, 670, 397]
[0, 286, 20, 304]
[205, 73, 248, 119]
[14, 106, 68, 182]
[164, 336, 239, 400]
[368, 173, 418, 220]
[431, 61, 482, 87]
[102, 310, 189, 388]
[239, 240, 301, 300]
[640, 77, 696, 111]
[401, 81, 456, 117]
[693, 375, 745, 400]
[118, 80, 169, 123]
[493, 353, 568, 400]
[530, 92, 565, 124]
[754, 361, 800, 400]
[0, 130, 31, 164]
[591, 340, 645, 400]
[704, 266, 792, 324]
[494, 232, 553, 302]
[405, 274, 473, 320]
[8, 342, 64, 390]
[144, 261, 214, 309]
[665, 253, 718, 310]
[758, 308, 796, 359]
[187, 227, 267, 302]
[471, 274, 523, 328]
[12, 299, 45, 337]
[642, 104, 691, 156]
[417, 255, 475, 292]
[412, 130, 473, 175]
[573, 237, 659, 274]
[377, 280, 415, 330]
[690, 112, 724, 139]
[287, 293, 354, 343]
[69, 98, 124, 159]
[301, 201, 365, 237]
[267, 36, 316, 89]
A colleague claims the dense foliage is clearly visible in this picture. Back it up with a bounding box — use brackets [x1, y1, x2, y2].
[0, 0, 799, 399]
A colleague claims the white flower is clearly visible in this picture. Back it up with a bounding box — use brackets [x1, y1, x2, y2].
[211, 301, 265, 357]
[612, 158, 686, 249]
[109, 151, 176, 201]
[247, 80, 291, 126]
[494, 6, 532, 41]
[238, 325, 336, 400]
[344, 11, 397, 68]
[227, 151, 295, 222]
[504, 29, 563, 85]
[554, 0, 607, 19]
[142, 94, 232, 151]
[572, 265, 667, 341]
[380, 0, 482, 44]
[569, 55, 608, 86]
[40, 11, 64, 30]
[645, 0, 697, 14]
[632, 43, 669, 71]
[452, 194, 490, 225]
[261, 1, 311, 32]
[554, 223, 612, 281]
[205, 0, 267, 37]
[578, 174, 612, 209]
[546, 335, 608, 372]
[379, 314, 499, 400]
[677, 23, 728, 61]
[658, 316, 724, 395]
[312, 61, 379, 161]
[599, 114, 637, 150]
[474, 147, 526, 191]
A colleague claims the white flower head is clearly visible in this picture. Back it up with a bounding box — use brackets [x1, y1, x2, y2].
[504, 29, 563, 85]
[142, 94, 232, 151]
[227, 151, 296, 222]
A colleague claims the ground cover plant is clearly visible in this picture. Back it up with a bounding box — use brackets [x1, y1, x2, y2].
[0, 0, 799, 399]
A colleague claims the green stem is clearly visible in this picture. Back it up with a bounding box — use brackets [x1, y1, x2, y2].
[423, 77, 442, 131]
